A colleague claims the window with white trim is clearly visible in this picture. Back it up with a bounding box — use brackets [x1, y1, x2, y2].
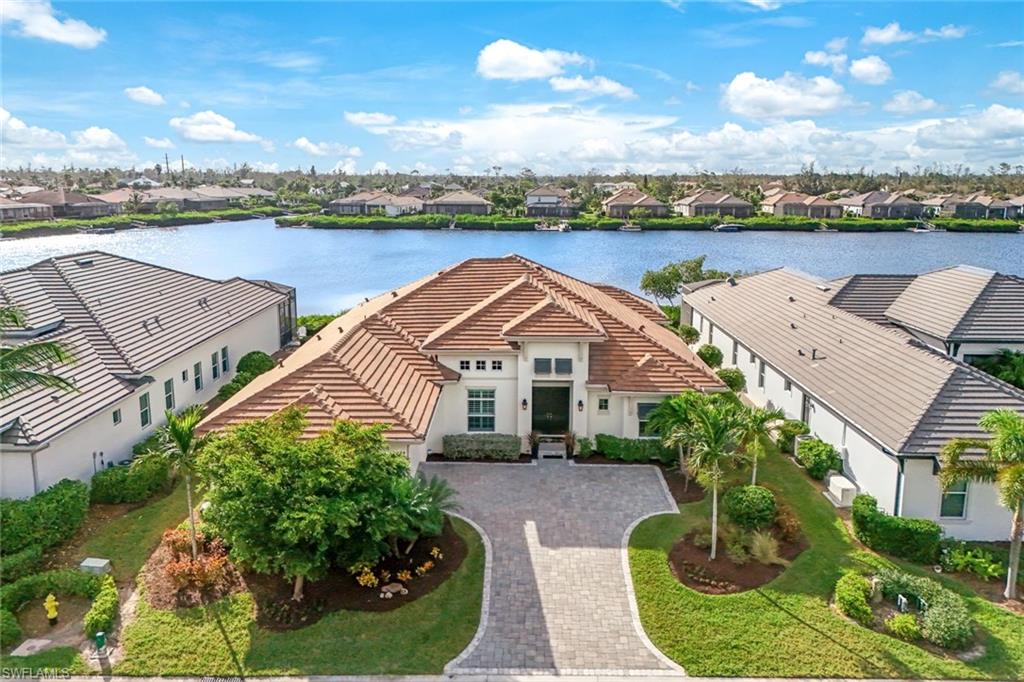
[598, 397, 609, 412]
[139, 393, 151, 428]
[459, 360, 470, 371]
[467, 389, 496, 432]
[112, 409, 122, 425]
[193, 362, 203, 391]
[749, 350, 756, 364]
[220, 346, 229, 373]
[940, 481, 968, 518]
[211, 352, 221, 380]
[491, 360, 503, 371]
[637, 402, 659, 437]
[534, 358, 552, 374]
[164, 378, 175, 410]
[554, 358, 572, 375]
[475, 360, 487, 371]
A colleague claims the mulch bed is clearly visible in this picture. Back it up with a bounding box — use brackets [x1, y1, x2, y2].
[668, 525, 807, 594]
[572, 455, 706, 504]
[426, 453, 535, 464]
[143, 539, 246, 610]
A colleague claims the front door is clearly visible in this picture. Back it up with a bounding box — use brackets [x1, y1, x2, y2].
[532, 385, 570, 435]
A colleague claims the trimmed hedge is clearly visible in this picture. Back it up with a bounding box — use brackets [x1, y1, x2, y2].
[217, 370, 256, 401]
[0, 569, 104, 647]
[834, 571, 874, 626]
[696, 344, 723, 368]
[236, 350, 275, 375]
[594, 434, 675, 464]
[795, 437, 841, 480]
[83, 575, 119, 637]
[0, 480, 89, 556]
[0, 545, 44, 583]
[717, 367, 746, 392]
[876, 568, 973, 649]
[776, 419, 809, 454]
[442, 433, 521, 460]
[722, 485, 776, 530]
[90, 456, 170, 504]
[2, 207, 287, 234]
[851, 494, 942, 564]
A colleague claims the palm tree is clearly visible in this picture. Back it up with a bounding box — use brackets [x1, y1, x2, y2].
[940, 410, 1024, 600]
[149, 405, 212, 559]
[737, 404, 786, 485]
[0, 306, 76, 399]
[673, 394, 744, 560]
[648, 392, 704, 490]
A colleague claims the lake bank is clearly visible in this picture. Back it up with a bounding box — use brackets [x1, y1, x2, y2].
[0, 208, 290, 239]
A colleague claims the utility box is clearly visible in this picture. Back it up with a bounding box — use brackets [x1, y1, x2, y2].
[79, 557, 111, 575]
[824, 474, 858, 508]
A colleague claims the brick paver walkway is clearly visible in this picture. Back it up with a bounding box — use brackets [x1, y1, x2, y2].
[420, 459, 681, 676]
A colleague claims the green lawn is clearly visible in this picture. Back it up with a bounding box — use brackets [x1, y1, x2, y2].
[113, 516, 484, 675]
[0, 646, 88, 675]
[629, 451, 1024, 678]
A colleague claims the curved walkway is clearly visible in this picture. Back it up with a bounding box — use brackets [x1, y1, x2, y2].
[420, 459, 682, 676]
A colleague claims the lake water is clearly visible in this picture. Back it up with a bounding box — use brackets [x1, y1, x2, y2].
[2, 219, 1021, 314]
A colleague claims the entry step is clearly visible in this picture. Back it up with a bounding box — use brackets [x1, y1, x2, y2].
[538, 442, 567, 459]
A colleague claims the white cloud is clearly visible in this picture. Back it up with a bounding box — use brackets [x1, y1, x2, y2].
[862, 22, 915, 46]
[293, 136, 361, 157]
[548, 75, 636, 100]
[459, 106, 474, 115]
[331, 158, 357, 174]
[742, 0, 781, 9]
[1, 108, 136, 167]
[990, 70, 1024, 95]
[1, 107, 67, 148]
[476, 39, 588, 80]
[143, 136, 175, 149]
[915, 104, 1024, 151]
[251, 161, 280, 172]
[849, 56, 892, 85]
[251, 51, 321, 71]
[992, 40, 1024, 48]
[344, 111, 397, 126]
[721, 72, 852, 119]
[1, 0, 106, 49]
[684, 80, 701, 92]
[923, 24, 968, 40]
[883, 90, 940, 114]
[803, 50, 847, 75]
[169, 110, 262, 143]
[371, 161, 391, 174]
[825, 37, 847, 52]
[124, 86, 165, 106]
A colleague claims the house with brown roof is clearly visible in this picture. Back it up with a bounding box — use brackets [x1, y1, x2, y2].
[18, 188, 118, 219]
[601, 188, 669, 218]
[0, 197, 53, 222]
[0, 252, 295, 498]
[328, 190, 385, 215]
[837, 191, 924, 219]
[673, 190, 753, 218]
[365, 192, 424, 216]
[424, 190, 493, 215]
[760, 192, 842, 219]
[525, 185, 578, 218]
[145, 187, 229, 211]
[686, 268, 1024, 540]
[922, 193, 1018, 220]
[203, 255, 725, 469]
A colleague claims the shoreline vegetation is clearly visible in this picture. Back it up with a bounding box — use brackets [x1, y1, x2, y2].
[0, 208, 291, 238]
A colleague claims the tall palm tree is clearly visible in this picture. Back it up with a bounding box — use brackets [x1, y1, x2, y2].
[648, 392, 705, 489]
[940, 409, 1024, 600]
[150, 405, 212, 559]
[737, 404, 786, 485]
[671, 394, 744, 560]
[0, 306, 76, 399]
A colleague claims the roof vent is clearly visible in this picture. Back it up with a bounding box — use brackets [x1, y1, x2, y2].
[790, 322, 797, 329]
[391, 291, 398, 298]
[726, 277, 737, 286]
[811, 348, 820, 360]
[816, 284, 831, 292]
[74, 258, 94, 267]
[798, 348, 805, 356]
[788, 295, 796, 302]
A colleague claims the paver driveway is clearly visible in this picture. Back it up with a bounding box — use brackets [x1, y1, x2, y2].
[420, 459, 682, 676]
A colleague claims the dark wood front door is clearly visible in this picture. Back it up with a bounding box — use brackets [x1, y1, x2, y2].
[532, 385, 570, 435]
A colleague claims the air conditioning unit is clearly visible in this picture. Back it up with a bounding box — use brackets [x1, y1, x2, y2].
[825, 473, 858, 508]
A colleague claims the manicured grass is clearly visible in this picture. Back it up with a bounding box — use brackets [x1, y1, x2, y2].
[74, 483, 189, 583]
[629, 451, 1024, 678]
[113, 516, 484, 675]
[0, 646, 88, 674]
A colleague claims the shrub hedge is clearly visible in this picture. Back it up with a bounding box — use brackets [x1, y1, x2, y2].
[876, 568, 973, 649]
[132, 431, 163, 456]
[0, 480, 89, 556]
[90, 456, 170, 504]
[594, 434, 675, 464]
[884, 613, 922, 641]
[1, 207, 288, 234]
[696, 344, 724, 368]
[795, 437, 841, 480]
[217, 370, 256, 401]
[716, 367, 746, 392]
[776, 419, 809, 453]
[851, 494, 942, 563]
[442, 433, 521, 460]
[0, 569, 104, 647]
[834, 571, 874, 626]
[0, 545, 44, 583]
[722, 485, 777, 530]
[236, 350, 275, 375]
[83, 575, 119, 637]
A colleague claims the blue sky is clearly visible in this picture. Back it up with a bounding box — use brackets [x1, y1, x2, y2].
[2, 1, 1023, 174]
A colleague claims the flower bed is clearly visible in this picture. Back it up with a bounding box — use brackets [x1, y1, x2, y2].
[142, 529, 245, 610]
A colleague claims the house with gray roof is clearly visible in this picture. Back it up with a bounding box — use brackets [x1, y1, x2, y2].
[836, 191, 924, 219]
[673, 189, 753, 218]
[686, 267, 1024, 540]
[0, 252, 295, 498]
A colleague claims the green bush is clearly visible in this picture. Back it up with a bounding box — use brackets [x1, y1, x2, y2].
[696, 344, 723, 368]
[716, 367, 746, 392]
[297, 313, 338, 336]
[594, 434, 675, 464]
[834, 571, 874, 626]
[940, 541, 1005, 581]
[90, 456, 170, 504]
[677, 324, 699, 344]
[722, 485, 776, 530]
[0, 545, 44, 583]
[0, 569, 102, 648]
[216, 371, 256, 401]
[795, 437, 841, 480]
[577, 437, 594, 458]
[851, 495, 942, 564]
[442, 433, 521, 460]
[776, 419, 809, 454]
[132, 431, 162, 456]
[0, 608, 19, 649]
[0, 480, 89, 556]
[884, 613, 922, 641]
[83, 575, 119, 637]
[236, 350, 275, 375]
[876, 568, 973, 649]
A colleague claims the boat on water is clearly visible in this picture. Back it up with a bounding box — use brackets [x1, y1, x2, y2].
[77, 225, 115, 234]
[617, 222, 642, 232]
[534, 220, 566, 232]
[712, 223, 743, 232]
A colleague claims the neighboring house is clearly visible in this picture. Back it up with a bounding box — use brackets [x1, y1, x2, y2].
[94, 188, 163, 212]
[193, 185, 250, 204]
[920, 194, 1018, 219]
[960, 193, 1018, 219]
[601, 188, 669, 218]
[117, 176, 162, 189]
[146, 187, 228, 211]
[203, 255, 724, 470]
[673, 190, 754, 218]
[399, 184, 435, 200]
[0, 251, 296, 499]
[525, 185, 578, 218]
[365, 192, 424, 216]
[0, 197, 53, 222]
[837, 191, 924, 219]
[760, 192, 842, 219]
[828, 265, 1024, 362]
[685, 268, 1024, 541]
[18, 188, 118, 219]
[233, 186, 276, 200]
[328, 190, 386, 215]
[424, 190, 493, 215]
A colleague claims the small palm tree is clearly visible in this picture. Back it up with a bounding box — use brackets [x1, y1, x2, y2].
[647, 392, 703, 489]
[737, 404, 786, 485]
[149, 405, 212, 559]
[0, 306, 76, 399]
[940, 409, 1024, 600]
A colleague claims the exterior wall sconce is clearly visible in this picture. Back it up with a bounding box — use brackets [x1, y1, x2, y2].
[521, 398, 528, 411]
[577, 400, 584, 412]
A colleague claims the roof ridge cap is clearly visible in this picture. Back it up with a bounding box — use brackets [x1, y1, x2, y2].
[421, 274, 532, 348]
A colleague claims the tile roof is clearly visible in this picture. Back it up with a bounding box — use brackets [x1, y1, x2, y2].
[601, 188, 667, 209]
[828, 274, 917, 326]
[426, 190, 493, 206]
[19, 188, 108, 206]
[674, 189, 752, 208]
[1, 252, 289, 447]
[204, 255, 724, 441]
[686, 269, 1024, 457]
[592, 285, 666, 323]
[526, 185, 571, 198]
